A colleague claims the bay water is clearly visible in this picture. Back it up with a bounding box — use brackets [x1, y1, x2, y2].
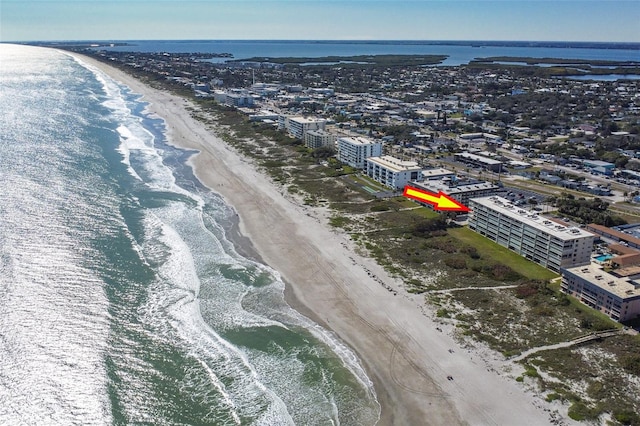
[97, 39, 640, 66]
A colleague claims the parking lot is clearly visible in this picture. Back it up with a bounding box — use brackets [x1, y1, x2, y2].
[498, 186, 547, 209]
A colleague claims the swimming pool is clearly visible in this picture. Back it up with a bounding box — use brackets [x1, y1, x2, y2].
[595, 254, 613, 262]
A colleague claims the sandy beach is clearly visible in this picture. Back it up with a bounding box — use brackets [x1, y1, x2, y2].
[74, 53, 561, 425]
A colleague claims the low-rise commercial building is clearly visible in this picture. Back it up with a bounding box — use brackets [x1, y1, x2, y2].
[414, 179, 499, 209]
[585, 224, 640, 250]
[421, 168, 456, 181]
[337, 137, 383, 169]
[608, 244, 640, 268]
[454, 152, 504, 172]
[469, 196, 595, 272]
[582, 159, 615, 175]
[561, 263, 640, 322]
[365, 156, 422, 190]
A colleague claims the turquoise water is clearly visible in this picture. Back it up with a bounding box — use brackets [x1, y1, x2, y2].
[595, 254, 614, 262]
[0, 44, 379, 425]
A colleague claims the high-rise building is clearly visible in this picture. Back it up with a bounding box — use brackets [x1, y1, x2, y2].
[337, 137, 383, 169]
[365, 156, 422, 190]
[304, 130, 336, 149]
[279, 116, 326, 140]
[468, 196, 595, 272]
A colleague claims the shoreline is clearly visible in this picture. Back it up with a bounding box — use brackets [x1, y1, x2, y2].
[73, 51, 561, 425]
[224, 212, 327, 350]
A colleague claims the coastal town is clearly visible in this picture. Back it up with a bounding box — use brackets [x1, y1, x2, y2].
[68, 45, 640, 423]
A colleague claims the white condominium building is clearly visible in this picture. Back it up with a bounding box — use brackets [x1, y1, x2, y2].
[468, 196, 595, 273]
[365, 156, 422, 190]
[561, 264, 640, 322]
[304, 129, 337, 149]
[279, 116, 326, 140]
[337, 137, 383, 169]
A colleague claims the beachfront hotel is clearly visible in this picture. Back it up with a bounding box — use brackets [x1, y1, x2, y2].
[364, 156, 422, 190]
[561, 263, 640, 322]
[337, 137, 383, 169]
[468, 196, 595, 273]
[278, 116, 326, 140]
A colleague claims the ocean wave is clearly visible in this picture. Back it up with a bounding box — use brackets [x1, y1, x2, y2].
[71, 49, 379, 424]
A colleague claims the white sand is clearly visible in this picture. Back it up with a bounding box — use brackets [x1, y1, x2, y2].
[75, 53, 562, 425]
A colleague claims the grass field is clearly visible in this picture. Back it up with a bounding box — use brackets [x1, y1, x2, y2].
[448, 226, 559, 281]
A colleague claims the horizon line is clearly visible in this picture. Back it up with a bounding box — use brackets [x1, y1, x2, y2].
[5, 38, 640, 45]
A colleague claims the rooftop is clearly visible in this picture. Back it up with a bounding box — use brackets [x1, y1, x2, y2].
[415, 179, 498, 195]
[455, 152, 503, 165]
[421, 168, 455, 178]
[472, 196, 596, 241]
[288, 116, 326, 124]
[366, 156, 421, 172]
[588, 224, 640, 248]
[564, 263, 640, 301]
[306, 129, 334, 136]
[338, 136, 379, 146]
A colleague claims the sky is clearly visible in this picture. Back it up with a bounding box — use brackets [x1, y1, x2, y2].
[1, 0, 639, 43]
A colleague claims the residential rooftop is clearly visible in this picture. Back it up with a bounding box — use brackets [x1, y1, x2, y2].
[419, 179, 498, 195]
[472, 196, 596, 241]
[367, 156, 420, 172]
[564, 263, 640, 301]
[288, 116, 326, 124]
[455, 152, 503, 165]
[338, 136, 379, 146]
[421, 168, 455, 178]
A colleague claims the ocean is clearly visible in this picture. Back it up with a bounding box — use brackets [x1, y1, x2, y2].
[0, 44, 379, 425]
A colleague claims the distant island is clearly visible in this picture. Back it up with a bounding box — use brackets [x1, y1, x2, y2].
[204, 39, 640, 50]
[232, 54, 449, 67]
[468, 57, 640, 77]
[472, 57, 639, 66]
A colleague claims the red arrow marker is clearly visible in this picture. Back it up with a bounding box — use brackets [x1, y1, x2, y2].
[403, 185, 470, 212]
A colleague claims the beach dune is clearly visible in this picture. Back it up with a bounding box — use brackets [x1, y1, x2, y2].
[77, 53, 557, 425]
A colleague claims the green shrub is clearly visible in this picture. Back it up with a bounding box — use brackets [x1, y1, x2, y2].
[436, 308, 451, 318]
[490, 263, 522, 281]
[411, 216, 448, 237]
[620, 354, 640, 376]
[532, 305, 554, 317]
[460, 245, 480, 259]
[444, 255, 467, 270]
[568, 401, 597, 421]
[329, 216, 350, 228]
[524, 366, 540, 378]
[586, 381, 607, 400]
[545, 393, 562, 402]
[613, 409, 640, 425]
[515, 280, 546, 298]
